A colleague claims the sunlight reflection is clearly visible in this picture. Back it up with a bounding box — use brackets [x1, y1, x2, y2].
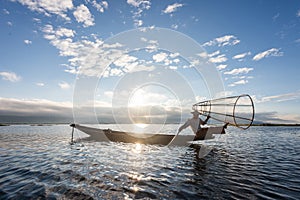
[134, 123, 148, 128]
[133, 143, 142, 154]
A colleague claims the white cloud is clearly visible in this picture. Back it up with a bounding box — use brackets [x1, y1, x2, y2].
[272, 13, 280, 21]
[228, 79, 248, 87]
[73, 4, 95, 27]
[209, 54, 227, 63]
[55, 27, 75, 38]
[224, 67, 253, 75]
[216, 64, 227, 70]
[114, 55, 138, 67]
[58, 81, 71, 89]
[254, 111, 300, 124]
[171, 24, 178, 29]
[43, 25, 75, 39]
[295, 38, 300, 43]
[297, 9, 300, 17]
[36, 82, 45, 86]
[163, 3, 184, 14]
[190, 59, 200, 66]
[153, 52, 168, 63]
[89, 0, 108, 13]
[7, 21, 13, 26]
[109, 68, 123, 76]
[127, 0, 150, 8]
[145, 40, 159, 52]
[33, 17, 41, 23]
[127, 0, 151, 27]
[259, 91, 300, 103]
[3, 9, 10, 15]
[197, 52, 208, 59]
[0, 71, 21, 82]
[14, 0, 73, 20]
[42, 25, 158, 78]
[24, 39, 32, 44]
[203, 35, 240, 47]
[135, 19, 143, 27]
[232, 52, 251, 60]
[173, 58, 180, 63]
[208, 50, 220, 57]
[252, 48, 283, 61]
[170, 52, 179, 58]
[0, 97, 72, 116]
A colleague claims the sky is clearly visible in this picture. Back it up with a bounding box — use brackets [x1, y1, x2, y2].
[0, 0, 300, 124]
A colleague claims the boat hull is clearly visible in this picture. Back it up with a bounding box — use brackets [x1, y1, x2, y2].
[71, 124, 225, 146]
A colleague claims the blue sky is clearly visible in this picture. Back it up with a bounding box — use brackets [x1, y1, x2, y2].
[0, 0, 300, 124]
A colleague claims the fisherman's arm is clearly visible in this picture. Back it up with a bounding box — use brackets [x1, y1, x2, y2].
[200, 115, 211, 125]
[177, 120, 190, 134]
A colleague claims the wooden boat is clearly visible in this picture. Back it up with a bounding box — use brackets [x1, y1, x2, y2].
[70, 124, 226, 146]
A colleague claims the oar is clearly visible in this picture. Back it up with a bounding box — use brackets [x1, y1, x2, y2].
[70, 124, 75, 145]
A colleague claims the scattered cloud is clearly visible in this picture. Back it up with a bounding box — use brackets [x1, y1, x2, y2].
[0, 97, 187, 124]
[24, 39, 32, 44]
[254, 111, 300, 124]
[3, 9, 10, 15]
[54, 27, 76, 38]
[295, 38, 300, 43]
[232, 52, 251, 60]
[228, 79, 248, 87]
[127, 0, 151, 27]
[203, 35, 240, 47]
[208, 50, 220, 57]
[297, 9, 300, 17]
[58, 81, 71, 89]
[258, 91, 300, 103]
[153, 52, 168, 63]
[113, 55, 138, 67]
[73, 4, 95, 27]
[14, 0, 73, 20]
[127, 0, 150, 8]
[0, 97, 72, 117]
[43, 24, 125, 77]
[216, 64, 227, 70]
[36, 82, 45, 87]
[0, 71, 21, 82]
[171, 24, 178, 29]
[224, 67, 253, 75]
[209, 54, 228, 63]
[89, 0, 108, 13]
[163, 3, 184, 14]
[272, 13, 280, 21]
[252, 48, 283, 61]
[33, 17, 41, 23]
[7, 21, 13, 26]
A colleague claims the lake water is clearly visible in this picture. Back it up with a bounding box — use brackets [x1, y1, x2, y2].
[0, 125, 299, 199]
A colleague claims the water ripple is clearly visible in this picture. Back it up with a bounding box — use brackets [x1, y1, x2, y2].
[0, 125, 299, 199]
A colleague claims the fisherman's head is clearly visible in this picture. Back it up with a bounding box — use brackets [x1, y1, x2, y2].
[191, 110, 200, 118]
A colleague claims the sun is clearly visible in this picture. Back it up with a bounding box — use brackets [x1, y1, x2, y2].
[128, 89, 147, 107]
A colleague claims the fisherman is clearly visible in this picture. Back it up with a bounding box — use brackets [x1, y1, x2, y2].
[177, 110, 210, 139]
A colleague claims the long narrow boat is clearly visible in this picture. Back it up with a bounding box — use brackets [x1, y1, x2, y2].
[71, 124, 226, 146]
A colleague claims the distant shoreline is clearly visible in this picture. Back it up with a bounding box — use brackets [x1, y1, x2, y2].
[1, 123, 300, 127]
[251, 123, 300, 127]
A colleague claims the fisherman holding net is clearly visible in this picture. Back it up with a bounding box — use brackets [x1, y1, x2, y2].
[177, 110, 211, 139]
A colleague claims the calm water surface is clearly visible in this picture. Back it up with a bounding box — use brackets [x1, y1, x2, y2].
[0, 125, 299, 199]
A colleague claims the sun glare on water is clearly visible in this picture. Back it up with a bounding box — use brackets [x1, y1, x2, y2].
[135, 123, 148, 128]
[133, 143, 142, 154]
